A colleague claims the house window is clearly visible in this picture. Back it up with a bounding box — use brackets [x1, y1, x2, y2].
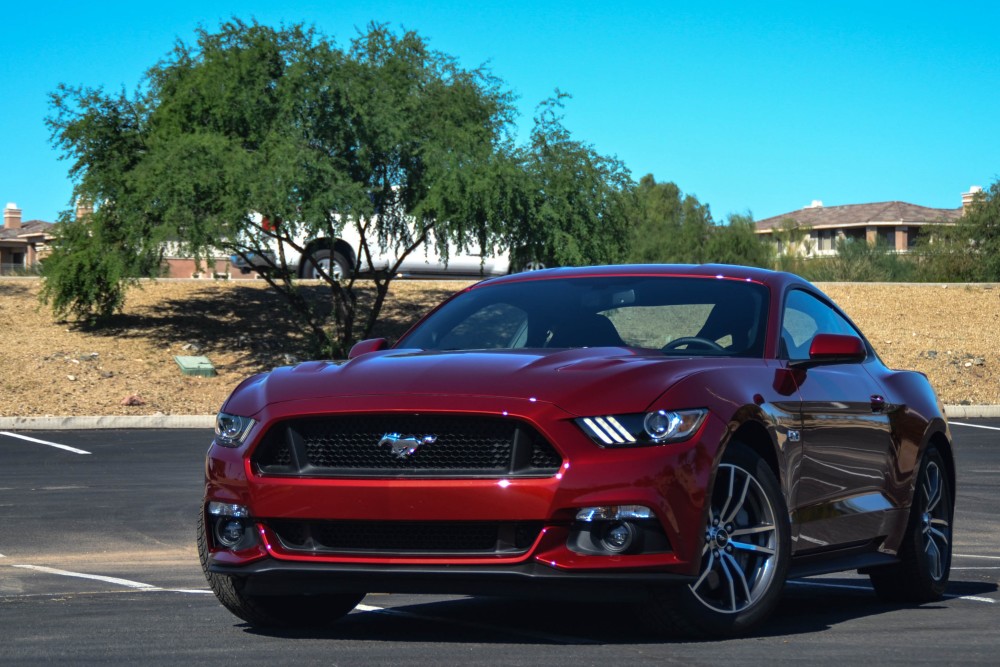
[11, 252, 24, 267]
[882, 228, 895, 249]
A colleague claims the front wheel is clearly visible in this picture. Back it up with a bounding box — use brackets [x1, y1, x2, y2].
[868, 446, 953, 602]
[643, 443, 790, 638]
[197, 511, 364, 628]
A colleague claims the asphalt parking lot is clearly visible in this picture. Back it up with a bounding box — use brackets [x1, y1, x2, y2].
[1, 422, 998, 665]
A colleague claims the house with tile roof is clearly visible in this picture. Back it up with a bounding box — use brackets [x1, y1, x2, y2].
[2, 200, 247, 280]
[754, 187, 979, 256]
[0, 203, 56, 274]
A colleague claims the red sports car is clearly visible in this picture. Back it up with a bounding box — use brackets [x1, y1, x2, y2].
[199, 264, 954, 637]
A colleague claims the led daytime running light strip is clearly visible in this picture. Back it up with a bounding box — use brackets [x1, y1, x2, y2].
[582, 416, 636, 445]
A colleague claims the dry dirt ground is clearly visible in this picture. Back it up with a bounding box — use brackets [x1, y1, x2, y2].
[1, 278, 997, 417]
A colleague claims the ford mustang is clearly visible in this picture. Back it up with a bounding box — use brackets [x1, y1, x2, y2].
[198, 264, 955, 637]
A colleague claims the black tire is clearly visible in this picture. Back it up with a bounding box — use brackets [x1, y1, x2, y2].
[197, 510, 364, 628]
[300, 248, 352, 281]
[642, 442, 790, 638]
[520, 259, 546, 272]
[869, 446, 953, 602]
[509, 248, 546, 273]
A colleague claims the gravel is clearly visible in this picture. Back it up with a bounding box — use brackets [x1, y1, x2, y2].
[1, 278, 996, 417]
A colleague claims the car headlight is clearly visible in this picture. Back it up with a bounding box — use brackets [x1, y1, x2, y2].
[576, 409, 707, 447]
[214, 412, 256, 448]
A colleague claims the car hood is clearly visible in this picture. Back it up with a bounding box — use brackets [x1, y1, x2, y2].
[224, 348, 730, 418]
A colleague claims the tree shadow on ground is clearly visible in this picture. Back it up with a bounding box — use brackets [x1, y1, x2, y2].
[68, 281, 461, 370]
[0, 280, 38, 298]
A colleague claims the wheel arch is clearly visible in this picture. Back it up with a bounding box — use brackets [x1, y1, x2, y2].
[299, 237, 357, 278]
[724, 410, 781, 485]
[700, 410, 786, 544]
[924, 425, 956, 506]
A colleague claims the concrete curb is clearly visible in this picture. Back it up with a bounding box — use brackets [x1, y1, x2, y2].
[942, 405, 1000, 419]
[0, 407, 998, 430]
[0, 415, 215, 430]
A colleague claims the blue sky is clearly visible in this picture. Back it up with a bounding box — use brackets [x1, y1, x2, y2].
[3, 1, 998, 224]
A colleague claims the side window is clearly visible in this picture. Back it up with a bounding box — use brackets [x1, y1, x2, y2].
[436, 303, 527, 350]
[781, 290, 861, 360]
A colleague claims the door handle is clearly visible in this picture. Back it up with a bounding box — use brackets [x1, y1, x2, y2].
[870, 394, 886, 413]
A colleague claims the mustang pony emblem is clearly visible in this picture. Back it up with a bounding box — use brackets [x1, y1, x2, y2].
[379, 433, 437, 459]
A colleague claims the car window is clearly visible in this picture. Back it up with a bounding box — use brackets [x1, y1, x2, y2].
[603, 304, 719, 348]
[400, 276, 770, 357]
[436, 303, 528, 350]
[781, 289, 862, 360]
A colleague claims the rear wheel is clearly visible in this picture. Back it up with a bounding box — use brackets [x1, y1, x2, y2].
[643, 443, 790, 638]
[300, 248, 351, 281]
[197, 511, 364, 628]
[869, 446, 953, 602]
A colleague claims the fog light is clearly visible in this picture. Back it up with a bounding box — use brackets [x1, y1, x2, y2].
[600, 521, 636, 553]
[207, 502, 255, 550]
[216, 519, 246, 549]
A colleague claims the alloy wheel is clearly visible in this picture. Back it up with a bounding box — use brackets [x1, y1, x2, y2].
[690, 462, 780, 613]
[920, 460, 951, 581]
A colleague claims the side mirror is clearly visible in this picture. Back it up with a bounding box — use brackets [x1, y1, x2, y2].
[791, 333, 867, 367]
[348, 338, 389, 359]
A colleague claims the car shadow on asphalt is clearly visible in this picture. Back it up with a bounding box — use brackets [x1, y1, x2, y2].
[240, 577, 997, 644]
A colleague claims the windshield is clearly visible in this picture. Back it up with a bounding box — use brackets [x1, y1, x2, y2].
[399, 275, 770, 357]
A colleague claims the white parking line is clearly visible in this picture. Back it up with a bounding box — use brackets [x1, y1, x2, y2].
[949, 595, 997, 604]
[0, 432, 91, 455]
[9, 564, 209, 594]
[13, 564, 160, 590]
[950, 421, 1000, 431]
[955, 554, 1000, 560]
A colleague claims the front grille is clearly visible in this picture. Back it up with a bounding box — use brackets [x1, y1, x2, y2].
[252, 414, 562, 478]
[268, 519, 544, 556]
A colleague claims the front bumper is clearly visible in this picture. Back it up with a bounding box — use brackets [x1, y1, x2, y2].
[209, 559, 695, 600]
[204, 394, 727, 579]
[230, 252, 276, 271]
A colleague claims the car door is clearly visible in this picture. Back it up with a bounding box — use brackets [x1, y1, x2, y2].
[780, 289, 895, 554]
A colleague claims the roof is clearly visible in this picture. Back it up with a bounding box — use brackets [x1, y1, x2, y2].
[754, 201, 962, 232]
[0, 220, 56, 241]
[476, 263, 803, 290]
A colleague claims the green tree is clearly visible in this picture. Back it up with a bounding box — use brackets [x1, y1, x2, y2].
[915, 181, 1000, 282]
[508, 93, 633, 269]
[43, 21, 523, 356]
[626, 174, 712, 263]
[44, 22, 635, 355]
[625, 176, 771, 267]
[704, 213, 773, 268]
[962, 181, 1000, 280]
